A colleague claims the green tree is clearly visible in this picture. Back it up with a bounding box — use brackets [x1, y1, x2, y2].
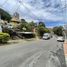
[0, 8, 11, 21]
[44, 28, 50, 33]
[36, 21, 50, 38]
[29, 21, 37, 27]
[53, 26, 63, 36]
[20, 20, 36, 32]
[26, 21, 36, 32]
[20, 19, 27, 31]
[36, 26, 45, 38]
[39, 22, 45, 27]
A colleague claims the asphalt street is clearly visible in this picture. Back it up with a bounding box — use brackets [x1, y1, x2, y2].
[0, 36, 66, 67]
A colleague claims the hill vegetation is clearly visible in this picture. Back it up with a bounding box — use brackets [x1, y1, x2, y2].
[0, 8, 11, 21]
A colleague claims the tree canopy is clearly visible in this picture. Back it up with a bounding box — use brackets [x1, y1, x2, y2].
[20, 20, 36, 32]
[36, 22, 50, 38]
[53, 26, 63, 36]
[0, 8, 12, 21]
[39, 22, 45, 27]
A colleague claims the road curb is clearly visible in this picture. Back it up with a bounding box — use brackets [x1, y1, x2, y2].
[63, 40, 67, 66]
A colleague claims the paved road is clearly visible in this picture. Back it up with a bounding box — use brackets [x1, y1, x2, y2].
[0, 36, 66, 67]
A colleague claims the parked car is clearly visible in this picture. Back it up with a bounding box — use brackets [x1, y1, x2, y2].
[57, 36, 64, 42]
[42, 33, 51, 40]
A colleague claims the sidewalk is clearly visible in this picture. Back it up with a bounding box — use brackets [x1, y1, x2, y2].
[63, 40, 67, 66]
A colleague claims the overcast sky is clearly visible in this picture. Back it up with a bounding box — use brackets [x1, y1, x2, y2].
[0, 0, 67, 27]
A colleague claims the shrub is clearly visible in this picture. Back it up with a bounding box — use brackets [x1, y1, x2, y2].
[2, 28, 17, 39]
[36, 26, 45, 38]
[0, 32, 10, 43]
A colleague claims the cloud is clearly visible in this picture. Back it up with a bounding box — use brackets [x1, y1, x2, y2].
[0, 0, 67, 27]
[17, 0, 65, 21]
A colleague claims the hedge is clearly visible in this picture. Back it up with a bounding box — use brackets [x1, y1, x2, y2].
[0, 32, 10, 43]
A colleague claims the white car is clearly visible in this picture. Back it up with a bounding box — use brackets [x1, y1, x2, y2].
[42, 33, 50, 40]
[57, 36, 64, 42]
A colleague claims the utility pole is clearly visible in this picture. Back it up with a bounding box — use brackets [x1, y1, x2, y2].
[64, 0, 67, 39]
[62, 0, 67, 40]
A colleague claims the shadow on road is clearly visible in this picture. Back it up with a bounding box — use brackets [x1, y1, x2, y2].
[47, 44, 66, 67]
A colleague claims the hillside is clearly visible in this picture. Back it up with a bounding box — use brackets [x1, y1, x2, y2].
[0, 8, 12, 21]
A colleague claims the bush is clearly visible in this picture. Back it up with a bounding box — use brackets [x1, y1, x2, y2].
[36, 26, 45, 38]
[3, 28, 17, 39]
[0, 33, 10, 43]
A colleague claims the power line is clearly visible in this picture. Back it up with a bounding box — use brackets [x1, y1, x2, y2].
[0, 0, 9, 8]
[16, 0, 42, 20]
